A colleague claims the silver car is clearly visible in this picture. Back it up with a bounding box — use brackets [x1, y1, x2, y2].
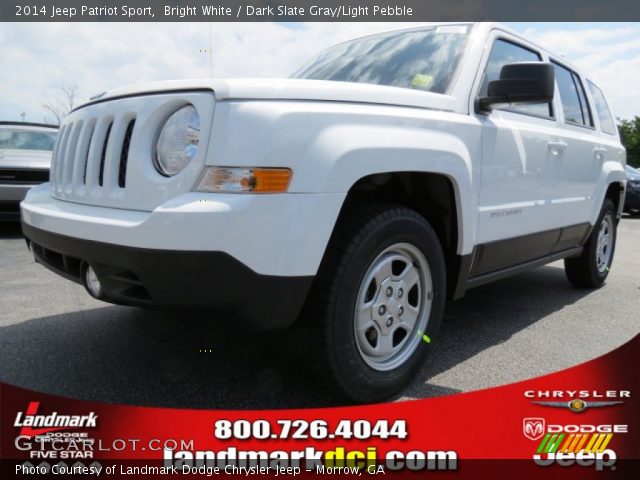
[0, 122, 58, 220]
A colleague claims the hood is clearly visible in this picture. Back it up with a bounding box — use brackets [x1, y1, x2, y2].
[0, 149, 52, 169]
[84, 78, 456, 112]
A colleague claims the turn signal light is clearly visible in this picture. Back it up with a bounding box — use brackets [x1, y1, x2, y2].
[196, 167, 292, 193]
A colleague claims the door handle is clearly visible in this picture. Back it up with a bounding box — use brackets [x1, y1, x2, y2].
[548, 141, 568, 155]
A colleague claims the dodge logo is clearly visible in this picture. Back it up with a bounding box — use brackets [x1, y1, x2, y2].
[523, 418, 545, 441]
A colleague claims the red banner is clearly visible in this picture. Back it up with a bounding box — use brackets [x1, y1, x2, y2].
[2, 335, 638, 479]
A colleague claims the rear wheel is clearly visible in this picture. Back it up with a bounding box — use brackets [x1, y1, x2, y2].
[565, 199, 617, 288]
[301, 202, 447, 403]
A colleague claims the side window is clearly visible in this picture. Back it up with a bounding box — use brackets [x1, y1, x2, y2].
[480, 39, 552, 118]
[553, 62, 593, 127]
[587, 81, 617, 135]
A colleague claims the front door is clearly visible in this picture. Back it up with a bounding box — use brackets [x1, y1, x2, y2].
[473, 35, 561, 275]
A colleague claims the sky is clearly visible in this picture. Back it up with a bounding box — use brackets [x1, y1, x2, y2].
[1, 22, 639, 123]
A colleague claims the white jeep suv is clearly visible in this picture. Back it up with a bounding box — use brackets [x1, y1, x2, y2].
[21, 23, 626, 402]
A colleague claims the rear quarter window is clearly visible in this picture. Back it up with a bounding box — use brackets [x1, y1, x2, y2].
[587, 81, 617, 135]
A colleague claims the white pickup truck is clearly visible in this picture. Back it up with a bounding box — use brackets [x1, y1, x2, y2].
[21, 23, 626, 402]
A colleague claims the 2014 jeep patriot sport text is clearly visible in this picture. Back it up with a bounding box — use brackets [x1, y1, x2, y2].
[21, 23, 626, 402]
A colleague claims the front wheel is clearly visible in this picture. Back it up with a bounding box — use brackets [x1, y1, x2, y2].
[301, 202, 447, 403]
[565, 199, 617, 288]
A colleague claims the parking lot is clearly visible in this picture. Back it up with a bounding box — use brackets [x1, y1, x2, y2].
[1, 217, 639, 409]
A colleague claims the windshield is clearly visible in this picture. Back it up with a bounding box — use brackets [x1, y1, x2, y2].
[292, 25, 470, 94]
[0, 128, 57, 151]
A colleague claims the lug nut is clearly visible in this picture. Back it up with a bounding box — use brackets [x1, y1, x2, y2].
[378, 305, 386, 315]
[386, 287, 393, 297]
[398, 288, 404, 298]
[398, 306, 404, 317]
[386, 317, 394, 327]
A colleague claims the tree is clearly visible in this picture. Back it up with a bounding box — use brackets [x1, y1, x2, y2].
[43, 85, 78, 125]
[618, 116, 640, 168]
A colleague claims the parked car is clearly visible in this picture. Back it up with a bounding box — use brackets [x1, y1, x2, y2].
[21, 23, 626, 402]
[623, 164, 640, 215]
[0, 122, 57, 220]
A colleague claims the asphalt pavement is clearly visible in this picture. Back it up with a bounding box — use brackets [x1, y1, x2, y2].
[1, 217, 639, 409]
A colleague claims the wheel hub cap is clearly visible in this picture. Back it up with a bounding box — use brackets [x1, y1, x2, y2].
[354, 243, 433, 371]
[596, 215, 613, 273]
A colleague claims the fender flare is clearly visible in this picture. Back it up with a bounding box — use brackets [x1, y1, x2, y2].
[292, 124, 477, 255]
[591, 166, 626, 222]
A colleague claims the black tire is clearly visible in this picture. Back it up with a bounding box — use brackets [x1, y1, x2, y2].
[565, 199, 617, 288]
[301, 202, 447, 403]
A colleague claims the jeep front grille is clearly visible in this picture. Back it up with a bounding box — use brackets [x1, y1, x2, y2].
[53, 114, 134, 194]
[49, 91, 214, 212]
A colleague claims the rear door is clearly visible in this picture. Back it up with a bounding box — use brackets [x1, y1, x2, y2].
[545, 59, 601, 236]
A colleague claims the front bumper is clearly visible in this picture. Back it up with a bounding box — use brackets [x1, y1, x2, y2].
[21, 184, 344, 276]
[21, 183, 345, 328]
[23, 223, 313, 329]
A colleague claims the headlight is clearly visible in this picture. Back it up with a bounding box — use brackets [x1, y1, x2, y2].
[154, 105, 200, 176]
[196, 167, 292, 193]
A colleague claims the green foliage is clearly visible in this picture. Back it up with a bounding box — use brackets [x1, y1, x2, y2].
[618, 117, 640, 167]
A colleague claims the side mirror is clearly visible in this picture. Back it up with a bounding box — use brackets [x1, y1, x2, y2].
[477, 62, 555, 113]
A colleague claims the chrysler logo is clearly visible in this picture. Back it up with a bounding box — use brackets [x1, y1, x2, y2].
[523, 417, 545, 441]
[532, 400, 623, 413]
